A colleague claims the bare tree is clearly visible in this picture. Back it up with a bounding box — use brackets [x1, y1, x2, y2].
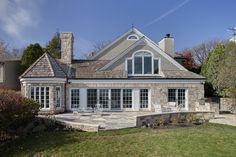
[191, 40, 222, 64]
[0, 40, 8, 60]
[83, 40, 111, 59]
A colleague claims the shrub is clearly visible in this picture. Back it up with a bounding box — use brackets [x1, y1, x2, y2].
[0, 89, 40, 140]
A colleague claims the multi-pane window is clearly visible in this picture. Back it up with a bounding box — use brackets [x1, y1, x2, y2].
[30, 86, 50, 109]
[99, 89, 109, 109]
[87, 89, 97, 108]
[168, 89, 186, 108]
[168, 89, 176, 102]
[123, 89, 132, 108]
[127, 51, 159, 75]
[56, 87, 61, 108]
[140, 89, 148, 108]
[71, 89, 80, 109]
[111, 89, 121, 109]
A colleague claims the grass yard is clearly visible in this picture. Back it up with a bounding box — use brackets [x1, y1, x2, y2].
[0, 123, 236, 157]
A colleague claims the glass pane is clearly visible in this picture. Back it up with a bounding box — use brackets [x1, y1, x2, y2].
[40, 87, 45, 108]
[168, 89, 176, 102]
[71, 89, 79, 108]
[134, 56, 142, 74]
[46, 87, 49, 108]
[30, 87, 34, 99]
[111, 89, 121, 109]
[56, 87, 61, 108]
[140, 89, 148, 108]
[127, 59, 132, 74]
[154, 59, 159, 74]
[123, 89, 132, 108]
[178, 89, 185, 107]
[144, 56, 152, 74]
[99, 89, 109, 109]
[87, 89, 97, 109]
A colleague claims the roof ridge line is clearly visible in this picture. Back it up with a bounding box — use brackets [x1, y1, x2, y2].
[45, 53, 55, 77]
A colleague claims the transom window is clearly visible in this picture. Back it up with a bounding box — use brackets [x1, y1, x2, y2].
[127, 51, 159, 75]
[30, 86, 50, 109]
[71, 89, 80, 109]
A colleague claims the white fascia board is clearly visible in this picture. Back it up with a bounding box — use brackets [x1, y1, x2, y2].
[100, 38, 145, 71]
[20, 78, 67, 83]
[68, 79, 205, 84]
[90, 28, 134, 60]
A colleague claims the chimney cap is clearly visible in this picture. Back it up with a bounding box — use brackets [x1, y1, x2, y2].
[165, 33, 171, 38]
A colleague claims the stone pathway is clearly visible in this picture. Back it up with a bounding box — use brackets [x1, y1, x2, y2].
[210, 114, 236, 126]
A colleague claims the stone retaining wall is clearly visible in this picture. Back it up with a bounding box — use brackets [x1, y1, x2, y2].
[136, 112, 215, 127]
[220, 98, 236, 113]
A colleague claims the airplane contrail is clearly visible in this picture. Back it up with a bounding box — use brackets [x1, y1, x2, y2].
[142, 0, 190, 28]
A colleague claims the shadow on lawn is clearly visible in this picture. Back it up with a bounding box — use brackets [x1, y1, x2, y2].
[0, 131, 83, 157]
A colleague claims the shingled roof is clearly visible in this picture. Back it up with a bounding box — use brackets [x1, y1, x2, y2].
[20, 53, 67, 78]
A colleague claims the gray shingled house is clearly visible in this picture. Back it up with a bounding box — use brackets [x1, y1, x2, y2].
[19, 28, 207, 114]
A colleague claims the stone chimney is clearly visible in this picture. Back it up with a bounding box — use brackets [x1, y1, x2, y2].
[158, 33, 174, 57]
[60, 32, 74, 64]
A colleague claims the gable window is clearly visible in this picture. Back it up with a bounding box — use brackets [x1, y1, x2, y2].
[127, 34, 139, 40]
[30, 86, 50, 109]
[127, 51, 160, 75]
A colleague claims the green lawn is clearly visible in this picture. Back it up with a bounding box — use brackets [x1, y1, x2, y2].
[1, 123, 236, 157]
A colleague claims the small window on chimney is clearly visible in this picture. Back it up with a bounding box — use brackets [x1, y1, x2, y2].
[127, 34, 139, 40]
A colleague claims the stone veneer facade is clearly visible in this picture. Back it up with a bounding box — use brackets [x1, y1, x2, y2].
[65, 82, 204, 112]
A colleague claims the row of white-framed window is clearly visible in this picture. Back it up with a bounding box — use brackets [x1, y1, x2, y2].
[30, 86, 61, 109]
[70, 88, 149, 110]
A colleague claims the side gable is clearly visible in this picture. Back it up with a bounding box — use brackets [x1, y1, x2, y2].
[20, 53, 67, 78]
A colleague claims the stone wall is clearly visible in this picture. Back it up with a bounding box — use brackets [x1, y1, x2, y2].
[220, 98, 236, 113]
[66, 82, 205, 112]
[136, 112, 215, 128]
[60, 32, 73, 64]
[22, 82, 66, 114]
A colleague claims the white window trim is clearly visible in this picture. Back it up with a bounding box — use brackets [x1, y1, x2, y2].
[125, 50, 162, 76]
[69, 88, 80, 111]
[127, 34, 139, 40]
[56, 86, 61, 109]
[30, 86, 50, 110]
[167, 88, 188, 111]
[0, 64, 4, 83]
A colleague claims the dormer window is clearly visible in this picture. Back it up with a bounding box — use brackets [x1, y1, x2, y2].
[127, 34, 139, 40]
[126, 51, 160, 76]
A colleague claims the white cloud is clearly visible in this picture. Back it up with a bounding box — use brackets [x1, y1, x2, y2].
[0, 0, 42, 42]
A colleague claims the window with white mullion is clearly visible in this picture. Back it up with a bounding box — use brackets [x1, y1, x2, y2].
[30, 86, 50, 109]
[123, 89, 132, 108]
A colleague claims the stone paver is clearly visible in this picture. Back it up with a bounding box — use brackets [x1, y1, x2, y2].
[210, 114, 236, 126]
[54, 112, 154, 131]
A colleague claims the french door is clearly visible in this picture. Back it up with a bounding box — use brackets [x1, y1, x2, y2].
[111, 89, 121, 110]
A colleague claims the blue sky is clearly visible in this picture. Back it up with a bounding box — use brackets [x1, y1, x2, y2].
[0, 0, 235, 58]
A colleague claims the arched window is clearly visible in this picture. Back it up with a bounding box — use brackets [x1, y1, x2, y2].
[127, 34, 139, 40]
[127, 51, 160, 75]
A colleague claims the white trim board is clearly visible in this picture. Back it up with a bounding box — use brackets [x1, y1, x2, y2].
[68, 79, 205, 84]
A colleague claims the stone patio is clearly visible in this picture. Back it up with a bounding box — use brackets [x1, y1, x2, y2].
[53, 112, 155, 131]
[209, 114, 236, 126]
